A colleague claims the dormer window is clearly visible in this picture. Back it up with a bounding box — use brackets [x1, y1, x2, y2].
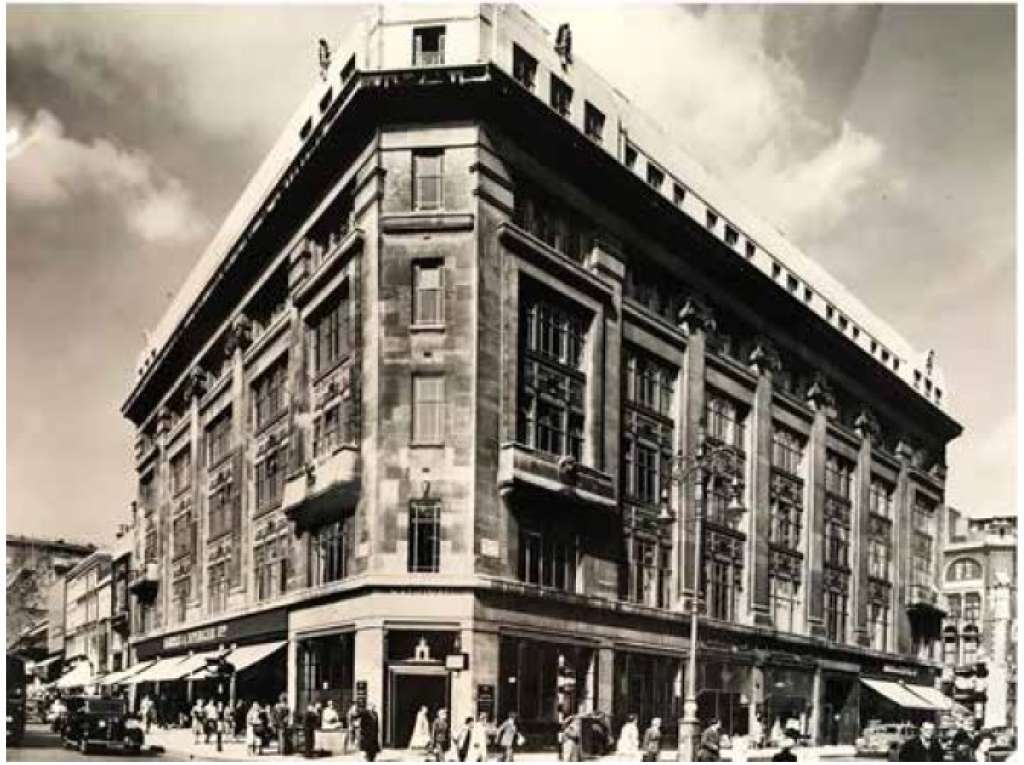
[513, 44, 537, 91]
[673, 184, 686, 207]
[804, 287, 813, 303]
[786, 275, 798, 293]
[745, 241, 755, 259]
[706, 210, 719, 230]
[646, 163, 664, 191]
[550, 74, 573, 117]
[838, 315, 848, 332]
[772, 263, 782, 280]
[584, 102, 605, 143]
[413, 26, 445, 67]
[826, 305, 835, 321]
[624, 144, 638, 170]
[724, 225, 738, 246]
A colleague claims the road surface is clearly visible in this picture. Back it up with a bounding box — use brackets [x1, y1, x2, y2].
[8, 723, 167, 762]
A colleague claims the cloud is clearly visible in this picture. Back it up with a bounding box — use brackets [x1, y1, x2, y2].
[7, 108, 207, 244]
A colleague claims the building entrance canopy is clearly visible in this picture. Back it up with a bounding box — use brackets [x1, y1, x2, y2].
[861, 679, 949, 710]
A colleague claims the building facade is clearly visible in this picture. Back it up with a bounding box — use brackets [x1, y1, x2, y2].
[64, 552, 115, 680]
[120, 4, 962, 747]
[941, 510, 1017, 729]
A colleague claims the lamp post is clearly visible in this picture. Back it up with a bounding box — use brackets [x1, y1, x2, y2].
[661, 424, 746, 762]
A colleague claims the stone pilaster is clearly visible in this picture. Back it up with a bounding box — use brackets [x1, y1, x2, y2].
[354, 623, 385, 712]
[596, 644, 614, 713]
[228, 314, 251, 592]
[853, 409, 880, 647]
[804, 373, 834, 638]
[676, 297, 714, 603]
[587, 236, 625, 477]
[892, 440, 915, 655]
[747, 337, 781, 625]
[186, 367, 206, 609]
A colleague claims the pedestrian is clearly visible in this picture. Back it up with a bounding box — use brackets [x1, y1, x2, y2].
[898, 721, 944, 762]
[140, 694, 154, 734]
[495, 711, 521, 762]
[466, 712, 489, 762]
[561, 712, 582, 762]
[204, 697, 218, 744]
[223, 702, 235, 744]
[455, 717, 475, 762]
[191, 698, 205, 744]
[303, 702, 318, 758]
[430, 707, 452, 761]
[360, 703, 381, 762]
[345, 701, 361, 754]
[697, 718, 722, 762]
[950, 727, 975, 762]
[617, 714, 640, 759]
[642, 717, 662, 762]
[409, 705, 431, 750]
[247, 701, 264, 756]
[274, 692, 291, 755]
[771, 737, 798, 762]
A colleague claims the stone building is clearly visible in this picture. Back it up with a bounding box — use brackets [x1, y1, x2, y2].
[119, 4, 961, 747]
[63, 551, 114, 684]
[941, 510, 1017, 729]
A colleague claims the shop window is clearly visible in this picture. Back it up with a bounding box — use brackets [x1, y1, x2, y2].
[298, 633, 355, 715]
[697, 661, 751, 737]
[170, 447, 192, 496]
[412, 26, 445, 66]
[498, 636, 594, 725]
[621, 537, 671, 608]
[309, 519, 349, 587]
[518, 290, 588, 461]
[408, 500, 441, 573]
[412, 375, 445, 445]
[613, 652, 681, 738]
[512, 44, 537, 91]
[206, 409, 232, 467]
[413, 260, 444, 325]
[252, 357, 287, 432]
[550, 74, 573, 117]
[518, 527, 577, 592]
[413, 149, 444, 211]
[584, 101, 605, 143]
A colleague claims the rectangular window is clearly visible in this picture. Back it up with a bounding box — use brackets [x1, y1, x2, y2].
[207, 561, 228, 615]
[705, 557, 738, 621]
[255, 448, 283, 511]
[208, 484, 234, 541]
[868, 537, 891, 581]
[705, 394, 744, 449]
[252, 357, 287, 431]
[825, 585, 848, 643]
[870, 479, 893, 518]
[964, 593, 981, 623]
[412, 26, 445, 66]
[622, 537, 670, 608]
[412, 375, 445, 444]
[624, 144, 638, 170]
[825, 521, 850, 568]
[771, 426, 803, 476]
[724, 225, 739, 246]
[673, 184, 686, 207]
[254, 536, 288, 602]
[550, 74, 573, 117]
[825, 453, 853, 499]
[745, 241, 756, 259]
[139, 472, 155, 508]
[769, 575, 798, 632]
[206, 410, 232, 467]
[172, 513, 195, 561]
[868, 601, 889, 651]
[646, 163, 664, 191]
[170, 448, 191, 496]
[584, 102, 605, 143]
[413, 261, 444, 325]
[313, 403, 342, 458]
[512, 182, 591, 262]
[512, 44, 537, 90]
[519, 527, 577, 592]
[706, 210, 719, 230]
[413, 149, 444, 211]
[310, 282, 350, 376]
[408, 501, 441, 573]
[172, 579, 190, 624]
[308, 520, 348, 587]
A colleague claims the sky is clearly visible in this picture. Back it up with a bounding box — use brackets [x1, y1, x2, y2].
[6, 3, 1016, 547]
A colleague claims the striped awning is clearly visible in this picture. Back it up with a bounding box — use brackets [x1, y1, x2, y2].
[861, 678, 937, 710]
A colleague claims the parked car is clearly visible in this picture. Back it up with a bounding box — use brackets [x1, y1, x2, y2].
[61, 695, 144, 755]
[855, 722, 918, 757]
[983, 727, 1016, 762]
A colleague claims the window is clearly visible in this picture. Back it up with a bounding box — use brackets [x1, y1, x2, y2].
[963, 593, 981, 623]
[512, 182, 592, 262]
[413, 26, 445, 66]
[869, 479, 893, 518]
[413, 261, 444, 325]
[825, 521, 849, 568]
[584, 102, 605, 143]
[412, 375, 445, 444]
[705, 557, 738, 621]
[623, 349, 674, 508]
[172, 579, 190, 624]
[624, 144, 638, 170]
[255, 448, 283, 511]
[309, 520, 348, 587]
[172, 512, 195, 561]
[254, 536, 289, 601]
[946, 594, 962, 620]
[206, 410, 232, 466]
[706, 394, 744, 449]
[622, 538, 670, 608]
[170, 448, 191, 496]
[786, 275, 798, 293]
[512, 44, 537, 90]
[770, 497, 802, 551]
[550, 74, 573, 117]
[825, 585, 848, 643]
[208, 483, 234, 541]
[838, 315, 849, 331]
[139, 472, 155, 509]
[745, 241, 755, 259]
[408, 500, 441, 573]
[769, 575, 798, 632]
[520, 527, 577, 592]
[706, 210, 719, 230]
[962, 632, 979, 664]
[771, 427, 803, 476]
[207, 561, 228, 614]
[724, 225, 738, 246]
[825, 454, 853, 500]
[625, 349, 675, 416]
[413, 149, 444, 211]
[673, 184, 686, 207]
[310, 283, 350, 376]
[868, 601, 889, 651]
[252, 357, 287, 431]
[947, 558, 982, 582]
[826, 305, 834, 321]
[144, 524, 158, 564]
[646, 163, 664, 191]
[314, 403, 343, 457]
[868, 537, 891, 581]
[518, 293, 587, 460]
[804, 287, 813, 303]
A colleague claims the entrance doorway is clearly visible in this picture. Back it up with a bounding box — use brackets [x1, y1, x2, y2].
[821, 675, 859, 745]
[387, 668, 449, 747]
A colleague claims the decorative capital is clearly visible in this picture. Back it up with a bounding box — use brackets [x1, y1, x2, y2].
[155, 406, 173, 436]
[855, 409, 881, 443]
[182, 366, 209, 402]
[224, 314, 253, 357]
[806, 372, 835, 412]
[748, 337, 782, 377]
[677, 296, 716, 337]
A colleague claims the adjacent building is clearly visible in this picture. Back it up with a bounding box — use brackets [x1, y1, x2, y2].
[119, 4, 962, 747]
[941, 510, 1017, 729]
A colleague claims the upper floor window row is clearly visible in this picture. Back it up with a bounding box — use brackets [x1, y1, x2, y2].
[512, 182, 593, 263]
[413, 26, 445, 67]
[825, 453, 854, 501]
[522, 297, 587, 370]
[206, 409, 232, 467]
[705, 394, 745, 451]
[869, 478, 894, 518]
[624, 349, 675, 417]
[550, 74, 573, 117]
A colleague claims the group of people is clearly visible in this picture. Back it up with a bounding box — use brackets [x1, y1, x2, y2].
[300, 699, 381, 760]
[405, 707, 523, 762]
[891, 720, 996, 763]
[185, 694, 291, 755]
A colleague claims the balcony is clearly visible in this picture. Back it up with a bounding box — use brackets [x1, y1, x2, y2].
[128, 563, 159, 602]
[498, 443, 616, 511]
[907, 583, 945, 640]
[283, 445, 360, 533]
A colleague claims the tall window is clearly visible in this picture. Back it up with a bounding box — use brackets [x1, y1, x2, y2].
[825, 453, 853, 500]
[771, 427, 803, 476]
[963, 592, 981, 623]
[627, 351, 675, 416]
[868, 538, 891, 581]
[520, 527, 578, 592]
[869, 479, 893, 518]
[253, 357, 287, 431]
[550, 74, 573, 117]
[825, 584, 848, 643]
[309, 520, 348, 586]
[208, 482, 234, 541]
[412, 26, 445, 66]
[705, 557, 738, 621]
[170, 448, 191, 496]
[518, 293, 587, 460]
[413, 150, 444, 211]
[172, 579, 190, 624]
[408, 500, 441, 573]
[310, 283, 350, 376]
[623, 349, 675, 506]
[172, 513, 195, 560]
[868, 601, 889, 651]
[206, 409, 232, 467]
[824, 454, 853, 569]
[254, 536, 289, 602]
[911, 497, 936, 596]
[769, 574, 798, 632]
[946, 593, 963, 621]
[646, 163, 665, 191]
[313, 403, 343, 458]
[621, 537, 670, 608]
[207, 561, 228, 614]
[512, 44, 537, 90]
[412, 375, 445, 444]
[139, 472, 156, 509]
[413, 261, 444, 325]
[255, 448, 283, 511]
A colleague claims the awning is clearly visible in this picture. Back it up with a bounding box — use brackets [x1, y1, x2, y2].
[55, 661, 94, 689]
[28, 655, 62, 675]
[905, 684, 953, 711]
[186, 641, 286, 680]
[861, 679, 937, 710]
[99, 661, 156, 686]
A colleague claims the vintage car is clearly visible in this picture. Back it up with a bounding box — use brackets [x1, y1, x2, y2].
[983, 727, 1017, 762]
[61, 695, 145, 755]
[854, 722, 918, 757]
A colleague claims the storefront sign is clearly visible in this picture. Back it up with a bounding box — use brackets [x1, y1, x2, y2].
[134, 607, 287, 660]
[163, 625, 229, 651]
[882, 664, 919, 678]
[445, 653, 469, 672]
[477, 684, 495, 721]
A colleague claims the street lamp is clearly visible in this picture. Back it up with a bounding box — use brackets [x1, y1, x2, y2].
[661, 423, 746, 762]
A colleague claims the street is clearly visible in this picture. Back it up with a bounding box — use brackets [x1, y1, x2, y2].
[8, 723, 167, 762]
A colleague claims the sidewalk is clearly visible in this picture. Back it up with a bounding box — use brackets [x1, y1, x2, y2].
[145, 727, 857, 762]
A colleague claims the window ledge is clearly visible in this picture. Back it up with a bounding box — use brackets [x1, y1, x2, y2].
[410, 323, 446, 333]
[410, 441, 445, 449]
[381, 211, 474, 234]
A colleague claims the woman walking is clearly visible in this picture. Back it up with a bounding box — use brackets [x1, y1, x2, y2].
[246, 701, 263, 756]
[641, 717, 662, 762]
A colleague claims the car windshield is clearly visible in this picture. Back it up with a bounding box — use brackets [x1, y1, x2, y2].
[82, 698, 126, 715]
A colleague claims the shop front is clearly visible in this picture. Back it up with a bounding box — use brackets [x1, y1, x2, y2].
[761, 663, 815, 744]
[612, 650, 682, 743]
[696, 655, 753, 738]
[858, 661, 948, 734]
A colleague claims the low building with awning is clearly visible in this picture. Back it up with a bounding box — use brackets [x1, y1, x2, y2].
[54, 660, 95, 690]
